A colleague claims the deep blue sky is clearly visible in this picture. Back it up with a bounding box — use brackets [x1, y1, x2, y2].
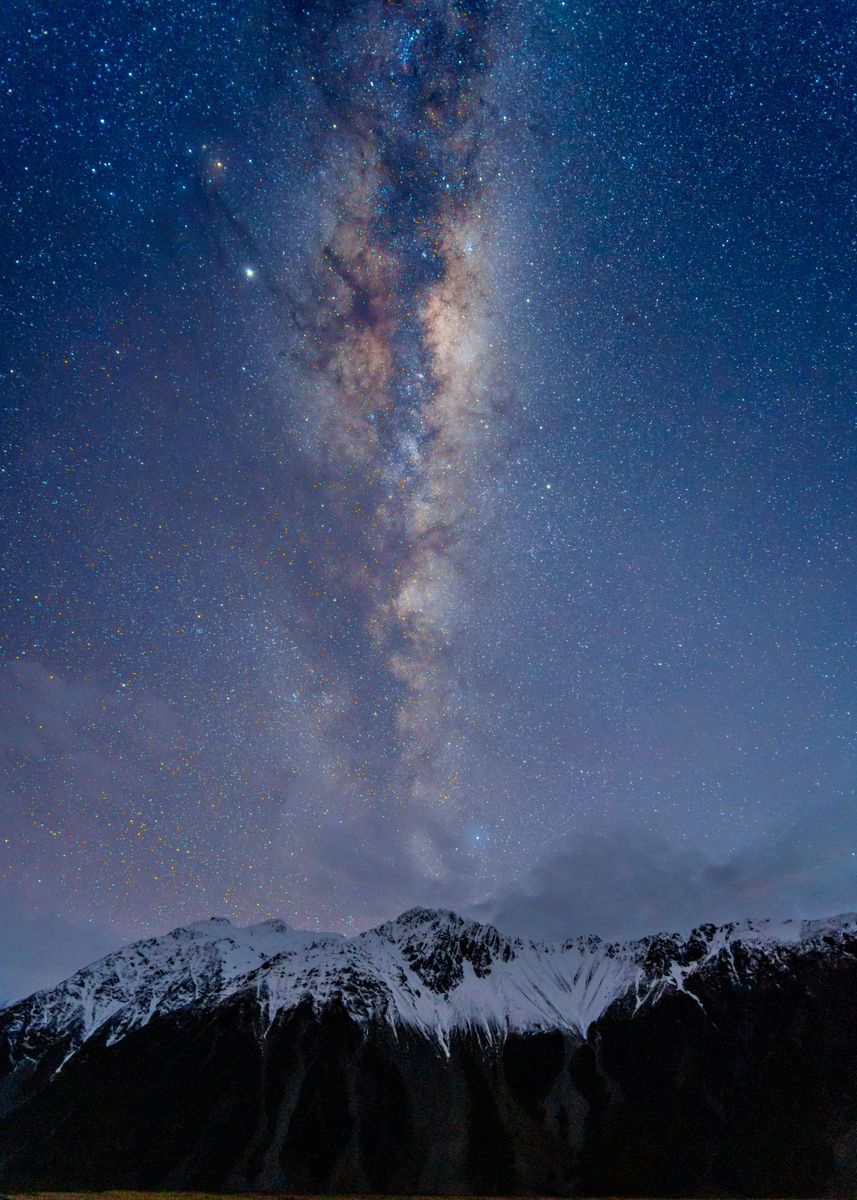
[1, 0, 855, 1001]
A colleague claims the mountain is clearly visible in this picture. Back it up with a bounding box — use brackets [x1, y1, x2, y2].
[1, 907, 856, 1194]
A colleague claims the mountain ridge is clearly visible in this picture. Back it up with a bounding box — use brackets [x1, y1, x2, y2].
[1, 905, 856, 1194]
[3, 905, 855, 1067]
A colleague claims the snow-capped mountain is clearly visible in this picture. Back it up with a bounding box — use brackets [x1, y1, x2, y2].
[1, 907, 856, 1195]
[4, 906, 855, 1069]
[0, 915, 343, 1073]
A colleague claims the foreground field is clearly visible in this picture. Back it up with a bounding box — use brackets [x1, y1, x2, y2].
[3, 1194, 808, 1200]
[5, 1195, 579, 1200]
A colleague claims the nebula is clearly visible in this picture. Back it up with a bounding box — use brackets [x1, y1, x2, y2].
[287, 0, 506, 853]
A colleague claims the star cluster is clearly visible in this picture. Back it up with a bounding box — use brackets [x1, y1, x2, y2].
[1, 0, 855, 999]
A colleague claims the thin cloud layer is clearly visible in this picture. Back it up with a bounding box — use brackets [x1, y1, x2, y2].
[483, 812, 857, 943]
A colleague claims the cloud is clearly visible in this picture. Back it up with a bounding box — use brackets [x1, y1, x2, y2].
[479, 804, 857, 942]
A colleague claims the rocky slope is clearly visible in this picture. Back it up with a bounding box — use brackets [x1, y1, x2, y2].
[1, 907, 856, 1194]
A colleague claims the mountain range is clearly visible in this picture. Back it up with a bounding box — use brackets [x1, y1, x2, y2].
[1, 906, 855, 1194]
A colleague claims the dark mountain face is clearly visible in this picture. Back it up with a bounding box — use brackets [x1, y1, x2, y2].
[585, 945, 857, 1197]
[0, 910, 856, 1195]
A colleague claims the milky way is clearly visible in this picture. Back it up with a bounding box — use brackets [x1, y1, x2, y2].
[286, 1, 510, 870]
[1, 0, 855, 1000]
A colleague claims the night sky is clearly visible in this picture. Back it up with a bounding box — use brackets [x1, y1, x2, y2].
[2, 0, 856, 1002]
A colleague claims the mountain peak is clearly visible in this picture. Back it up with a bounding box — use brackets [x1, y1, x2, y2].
[248, 918, 292, 934]
[382, 905, 466, 932]
[187, 915, 233, 930]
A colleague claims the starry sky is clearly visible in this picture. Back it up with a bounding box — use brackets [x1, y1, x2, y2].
[2, 0, 856, 1002]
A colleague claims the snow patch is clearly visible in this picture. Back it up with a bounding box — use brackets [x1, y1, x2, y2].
[3, 908, 855, 1074]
